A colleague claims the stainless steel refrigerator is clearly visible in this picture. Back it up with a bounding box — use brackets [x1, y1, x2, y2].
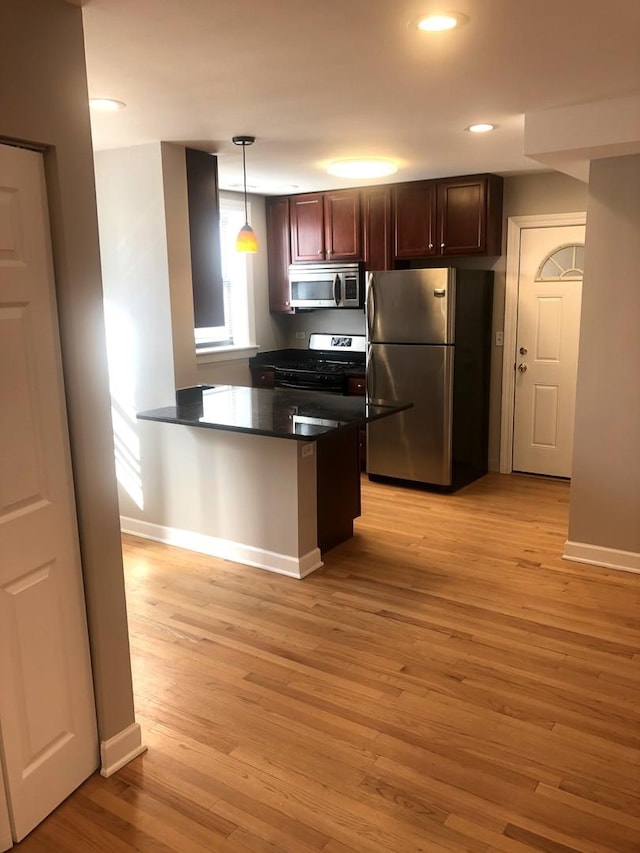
[366, 268, 493, 490]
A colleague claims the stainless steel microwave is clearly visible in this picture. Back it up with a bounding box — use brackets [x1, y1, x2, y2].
[289, 263, 363, 309]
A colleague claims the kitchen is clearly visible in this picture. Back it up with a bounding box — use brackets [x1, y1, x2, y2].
[1, 1, 639, 850]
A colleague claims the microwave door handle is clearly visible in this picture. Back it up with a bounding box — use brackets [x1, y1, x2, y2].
[333, 273, 340, 306]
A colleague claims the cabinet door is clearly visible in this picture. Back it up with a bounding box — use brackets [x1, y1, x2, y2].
[324, 189, 362, 261]
[290, 193, 325, 262]
[362, 185, 392, 271]
[437, 176, 487, 255]
[436, 174, 503, 256]
[250, 367, 275, 388]
[266, 196, 293, 313]
[393, 181, 437, 259]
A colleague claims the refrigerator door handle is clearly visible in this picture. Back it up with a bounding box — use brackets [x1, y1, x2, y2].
[366, 344, 376, 398]
[366, 272, 375, 338]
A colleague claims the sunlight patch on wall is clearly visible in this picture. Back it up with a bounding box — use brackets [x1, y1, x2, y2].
[104, 299, 144, 509]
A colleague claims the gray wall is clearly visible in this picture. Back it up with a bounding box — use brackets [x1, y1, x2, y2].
[568, 155, 640, 554]
[0, 0, 136, 744]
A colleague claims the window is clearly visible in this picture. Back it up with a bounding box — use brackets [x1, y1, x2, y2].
[535, 243, 585, 281]
[195, 196, 254, 349]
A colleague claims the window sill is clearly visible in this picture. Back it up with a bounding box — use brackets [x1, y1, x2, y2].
[196, 344, 260, 364]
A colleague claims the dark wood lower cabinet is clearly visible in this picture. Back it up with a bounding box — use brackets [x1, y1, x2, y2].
[250, 368, 275, 388]
[345, 375, 366, 470]
[316, 426, 361, 553]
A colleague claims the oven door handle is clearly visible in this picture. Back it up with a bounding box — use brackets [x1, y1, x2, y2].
[276, 379, 340, 392]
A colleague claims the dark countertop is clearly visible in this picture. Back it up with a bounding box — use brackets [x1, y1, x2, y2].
[137, 385, 410, 441]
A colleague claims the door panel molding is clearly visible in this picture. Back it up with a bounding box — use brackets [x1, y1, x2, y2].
[500, 212, 586, 473]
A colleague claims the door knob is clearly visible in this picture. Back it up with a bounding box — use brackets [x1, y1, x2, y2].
[517, 363, 527, 373]
[519, 346, 528, 355]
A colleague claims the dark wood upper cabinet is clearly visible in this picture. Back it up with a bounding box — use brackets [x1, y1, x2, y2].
[323, 189, 362, 261]
[290, 193, 325, 261]
[394, 174, 503, 260]
[266, 173, 504, 312]
[266, 196, 293, 313]
[437, 175, 503, 255]
[362, 185, 392, 272]
[290, 189, 362, 262]
[393, 181, 437, 259]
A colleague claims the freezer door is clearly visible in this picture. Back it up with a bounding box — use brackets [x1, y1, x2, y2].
[367, 343, 453, 485]
[367, 268, 455, 344]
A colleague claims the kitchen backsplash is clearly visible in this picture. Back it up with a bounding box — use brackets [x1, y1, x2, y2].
[282, 307, 366, 348]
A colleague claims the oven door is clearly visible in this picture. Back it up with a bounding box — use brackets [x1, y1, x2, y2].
[274, 368, 343, 394]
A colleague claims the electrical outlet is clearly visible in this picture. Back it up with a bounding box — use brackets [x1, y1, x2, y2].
[496, 331, 504, 347]
[295, 331, 306, 340]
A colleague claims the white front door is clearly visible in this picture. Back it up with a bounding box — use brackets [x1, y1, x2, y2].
[0, 144, 98, 845]
[512, 225, 585, 477]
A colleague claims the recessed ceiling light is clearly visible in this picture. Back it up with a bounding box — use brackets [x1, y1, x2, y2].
[326, 159, 398, 179]
[89, 98, 126, 111]
[413, 12, 468, 32]
[467, 123, 495, 133]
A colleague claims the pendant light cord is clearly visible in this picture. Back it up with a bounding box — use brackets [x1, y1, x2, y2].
[241, 142, 249, 223]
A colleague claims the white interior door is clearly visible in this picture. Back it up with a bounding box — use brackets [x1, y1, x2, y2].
[512, 225, 585, 477]
[0, 144, 98, 845]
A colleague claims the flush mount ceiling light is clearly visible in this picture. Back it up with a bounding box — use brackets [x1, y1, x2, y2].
[89, 98, 126, 111]
[412, 11, 468, 31]
[326, 159, 398, 179]
[232, 135, 259, 254]
[467, 123, 495, 133]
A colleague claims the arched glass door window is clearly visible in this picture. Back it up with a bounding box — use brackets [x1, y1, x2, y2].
[535, 243, 585, 281]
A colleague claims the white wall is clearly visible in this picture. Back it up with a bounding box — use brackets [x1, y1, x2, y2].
[567, 155, 640, 561]
[94, 146, 317, 567]
[95, 143, 198, 529]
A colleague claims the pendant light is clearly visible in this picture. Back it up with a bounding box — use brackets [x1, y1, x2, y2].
[232, 135, 258, 253]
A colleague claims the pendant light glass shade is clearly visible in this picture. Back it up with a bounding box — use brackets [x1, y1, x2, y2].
[236, 222, 259, 253]
[232, 135, 258, 254]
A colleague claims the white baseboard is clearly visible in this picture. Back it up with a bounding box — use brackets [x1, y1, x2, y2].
[121, 516, 323, 580]
[100, 722, 147, 778]
[563, 540, 640, 574]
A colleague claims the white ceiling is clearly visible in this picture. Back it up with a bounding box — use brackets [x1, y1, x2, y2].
[82, 0, 640, 195]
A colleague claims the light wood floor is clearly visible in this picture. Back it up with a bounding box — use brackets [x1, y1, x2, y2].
[17, 473, 640, 852]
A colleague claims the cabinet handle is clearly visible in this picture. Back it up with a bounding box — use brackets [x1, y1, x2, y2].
[428, 243, 433, 250]
[441, 242, 445, 249]
[317, 249, 323, 255]
[327, 249, 333, 256]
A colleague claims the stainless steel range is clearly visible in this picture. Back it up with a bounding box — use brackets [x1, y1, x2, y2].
[253, 333, 366, 394]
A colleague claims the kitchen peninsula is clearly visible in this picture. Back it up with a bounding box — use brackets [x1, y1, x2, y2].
[137, 385, 408, 578]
